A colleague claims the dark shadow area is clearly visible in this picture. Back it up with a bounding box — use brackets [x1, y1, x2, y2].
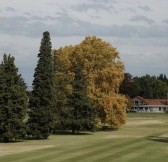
[147, 136, 168, 143]
[0, 131, 93, 143]
[0, 140, 23, 143]
[24, 136, 49, 141]
[101, 126, 118, 131]
[53, 130, 93, 135]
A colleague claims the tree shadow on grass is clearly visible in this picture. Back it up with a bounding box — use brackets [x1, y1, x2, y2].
[147, 136, 168, 143]
[24, 136, 49, 141]
[53, 130, 93, 136]
[0, 139, 23, 143]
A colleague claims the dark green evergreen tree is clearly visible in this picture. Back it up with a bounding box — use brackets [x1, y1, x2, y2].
[27, 31, 55, 139]
[119, 73, 133, 97]
[65, 66, 97, 134]
[131, 75, 168, 99]
[0, 54, 28, 142]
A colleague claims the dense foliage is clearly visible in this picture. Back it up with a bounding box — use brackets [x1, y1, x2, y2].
[120, 73, 168, 99]
[0, 54, 28, 142]
[53, 36, 127, 130]
[65, 66, 97, 133]
[27, 31, 55, 139]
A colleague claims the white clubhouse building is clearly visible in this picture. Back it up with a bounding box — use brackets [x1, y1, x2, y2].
[131, 96, 168, 113]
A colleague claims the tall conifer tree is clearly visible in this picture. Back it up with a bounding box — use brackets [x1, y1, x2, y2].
[65, 66, 97, 134]
[0, 54, 28, 142]
[27, 31, 55, 139]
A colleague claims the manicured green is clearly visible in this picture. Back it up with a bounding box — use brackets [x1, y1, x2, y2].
[0, 113, 168, 161]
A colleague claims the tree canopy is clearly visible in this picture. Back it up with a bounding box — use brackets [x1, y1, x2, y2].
[53, 36, 126, 130]
[27, 31, 55, 139]
[0, 54, 28, 142]
[120, 73, 168, 99]
[65, 66, 97, 133]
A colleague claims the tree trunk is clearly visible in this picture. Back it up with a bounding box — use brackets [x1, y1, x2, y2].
[72, 128, 76, 134]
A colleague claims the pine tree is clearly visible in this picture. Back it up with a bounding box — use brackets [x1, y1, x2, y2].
[27, 31, 55, 139]
[0, 54, 28, 142]
[65, 66, 96, 134]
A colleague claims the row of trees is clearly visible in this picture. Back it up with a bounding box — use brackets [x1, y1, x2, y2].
[120, 73, 168, 99]
[0, 31, 127, 142]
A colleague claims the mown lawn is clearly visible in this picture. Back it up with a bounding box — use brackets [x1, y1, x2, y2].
[0, 113, 168, 162]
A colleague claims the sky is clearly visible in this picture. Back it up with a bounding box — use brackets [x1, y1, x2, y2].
[0, 0, 168, 86]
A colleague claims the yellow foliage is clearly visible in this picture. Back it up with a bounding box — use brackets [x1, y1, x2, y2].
[53, 36, 126, 129]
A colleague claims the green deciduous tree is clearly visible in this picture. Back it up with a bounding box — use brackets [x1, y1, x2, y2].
[0, 54, 28, 142]
[27, 31, 55, 139]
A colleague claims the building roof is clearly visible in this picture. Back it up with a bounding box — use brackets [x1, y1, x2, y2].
[144, 99, 167, 105]
[133, 96, 168, 105]
[135, 96, 144, 101]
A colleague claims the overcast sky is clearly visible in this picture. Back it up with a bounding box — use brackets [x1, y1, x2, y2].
[0, 0, 168, 86]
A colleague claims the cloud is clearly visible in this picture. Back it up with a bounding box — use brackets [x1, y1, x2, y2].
[30, 16, 56, 21]
[0, 16, 29, 35]
[130, 15, 154, 24]
[0, 13, 168, 39]
[128, 8, 137, 13]
[110, 36, 168, 77]
[90, 15, 101, 19]
[162, 19, 168, 24]
[72, 3, 113, 12]
[90, 0, 117, 4]
[0, 15, 55, 37]
[50, 12, 167, 38]
[24, 12, 32, 16]
[51, 15, 168, 38]
[138, 5, 151, 12]
[6, 7, 15, 12]
[45, 2, 58, 6]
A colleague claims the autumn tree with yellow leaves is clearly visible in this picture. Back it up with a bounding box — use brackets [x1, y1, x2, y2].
[53, 36, 126, 131]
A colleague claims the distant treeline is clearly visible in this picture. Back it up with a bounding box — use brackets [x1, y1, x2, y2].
[120, 73, 168, 99]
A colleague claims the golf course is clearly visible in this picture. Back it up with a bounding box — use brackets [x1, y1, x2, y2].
[0, 113, 168, 162]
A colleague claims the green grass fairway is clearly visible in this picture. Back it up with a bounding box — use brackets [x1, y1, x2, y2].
[0, 113, 168, 162]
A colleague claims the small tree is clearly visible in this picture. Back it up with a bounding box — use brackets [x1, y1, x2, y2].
[65, 66, 97, 134]
[0, 54, 28, 142]
[27, 31, 55, 139]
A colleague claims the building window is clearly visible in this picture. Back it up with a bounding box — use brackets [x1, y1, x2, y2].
[145, 107, 148, 111]
[140, 101, 143, 105]
[135, 101, 139, 105]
